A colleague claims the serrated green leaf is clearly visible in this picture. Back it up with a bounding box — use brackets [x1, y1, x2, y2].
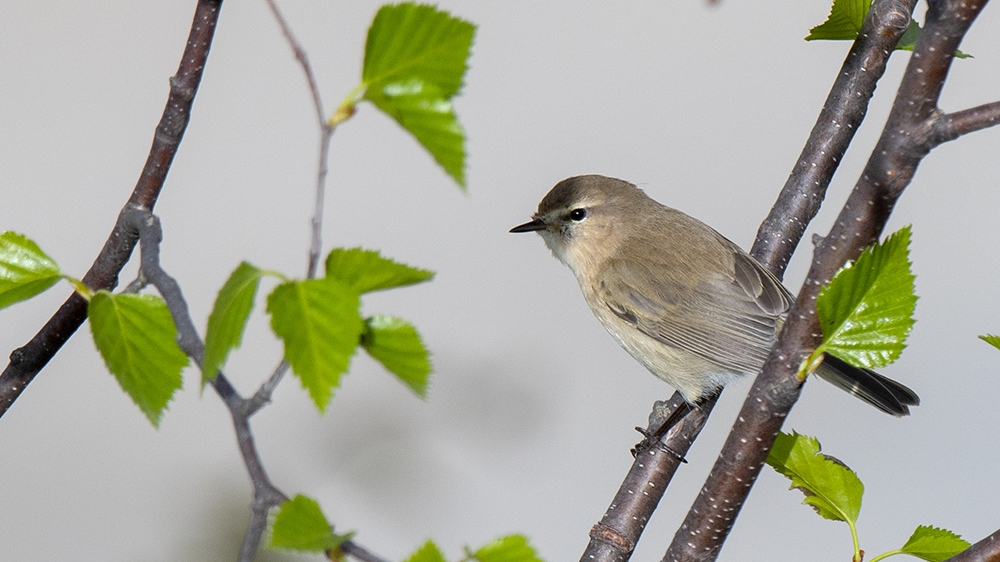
[806, 0, 972, 58]
[900, 525, 970, 562]
[816, 226, 916, 369]
[359, 3, 475, 188]
[405, 540, 448, 562]
[363, 3, 474, 99]
[267, 278, 365, 411]
[766, 431, 863, 523]
[806, 0, 868, 41]
[979, 334, 1000, 351]
[202, 262, 266, 386]
[365, 82, 467, 187]
[88, 291, 188, 427]
[325, 248, 434, 294]
[474, 535, 545, 562]
[0, 231, 63, 310]
[362, 315, 431, 397]
[269, 495, 350, 553]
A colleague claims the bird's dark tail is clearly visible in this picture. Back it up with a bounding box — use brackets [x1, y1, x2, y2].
[814, 353, 920, 416]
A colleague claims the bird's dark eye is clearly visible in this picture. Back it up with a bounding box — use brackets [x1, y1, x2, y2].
[569, 208, 587, 221]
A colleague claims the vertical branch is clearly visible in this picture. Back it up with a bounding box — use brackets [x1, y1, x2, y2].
[663, 1, 993, 561]
[0, 0, 224, 420]
[263, 0, 336, 280]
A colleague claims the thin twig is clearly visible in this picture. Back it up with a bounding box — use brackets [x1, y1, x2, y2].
[127, 207, 288, 561]
[264, 0, 337, 280]
[245, 358, 292, 415]
[664, 1, 995, 560]
[0, 0, 224, 420]
[258, 4, 391, 562]
[933, 99, 1000, 143]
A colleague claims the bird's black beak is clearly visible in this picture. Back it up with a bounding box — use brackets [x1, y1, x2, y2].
[509, 218, 547, 233]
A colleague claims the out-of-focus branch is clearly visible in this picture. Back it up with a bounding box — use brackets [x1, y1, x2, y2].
[664, 1, 995, 561]
[125, 207, 286, 561]
[264, 0, 335, 280]
[248, 0, 339, 411]
[0, 0, 224, 420]
[578, 2, 916, 560]
[127, 207, 390, 562]
[252, 4, 392, 562]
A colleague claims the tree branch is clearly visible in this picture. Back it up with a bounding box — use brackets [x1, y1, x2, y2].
[663, 1, 994, 561]
[933, 99, 1000, 143]
[0, 0, 224, 420]
[751, 0, 917, 275]
[264, 0, 336, 280]
[579, 2, 916, 560]
[125, 207, 286, 560]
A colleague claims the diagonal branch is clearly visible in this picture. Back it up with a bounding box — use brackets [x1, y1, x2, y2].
[0, 0, 224, 420]
[664, 1, 994, 561]
[578, 1, 916, 560]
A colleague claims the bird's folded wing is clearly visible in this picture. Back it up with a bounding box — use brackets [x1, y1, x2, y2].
[599, 244, 792, 376]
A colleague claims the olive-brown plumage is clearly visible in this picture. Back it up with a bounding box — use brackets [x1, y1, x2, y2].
[511, 174, 918, 415]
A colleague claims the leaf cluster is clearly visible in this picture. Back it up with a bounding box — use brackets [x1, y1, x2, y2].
[1, 232, 434, 425]
[206, 248, 435, 411]
[270, 494, 546, 562]
[2, 231, 191, 427]
[767, 431, 969, 562]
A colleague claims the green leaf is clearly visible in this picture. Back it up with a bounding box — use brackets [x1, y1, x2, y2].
[269, 495, 351, 553]
[267, 278, 365, 411]
[360, 3, 476, 188]
[202, 262, 266, 386]
[363, 3, 474, 99]
[362, 315, 431, 397]
[806, 0, 868, 41]
[325, 248, 434, 294]
[474, 535, 546, 562]
[979, 334, 1000, 351]
[365, 86, 467, 186]
[816, 226, 917, 369]
[0, 231, 63, 310]
[806, 0, 972, 58]
[766, 431, 863, 523]
[894, 19, 923, 51]
[88, 291, 188, 427]
[404, 540, 448, 562]
[899, 525, 970, 562]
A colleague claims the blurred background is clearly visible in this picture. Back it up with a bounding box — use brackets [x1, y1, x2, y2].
[1, 1, 998, 560]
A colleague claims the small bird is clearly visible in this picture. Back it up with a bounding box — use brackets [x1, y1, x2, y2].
[511, 174, 919, 416]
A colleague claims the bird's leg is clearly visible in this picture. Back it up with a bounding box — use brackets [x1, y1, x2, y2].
[631, 399, 693, 462]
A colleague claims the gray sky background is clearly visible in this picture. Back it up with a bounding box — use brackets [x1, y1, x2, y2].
[2, 1, 999, 561]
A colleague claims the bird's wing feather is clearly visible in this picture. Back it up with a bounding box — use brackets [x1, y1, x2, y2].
[599, 237, 793, 375]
